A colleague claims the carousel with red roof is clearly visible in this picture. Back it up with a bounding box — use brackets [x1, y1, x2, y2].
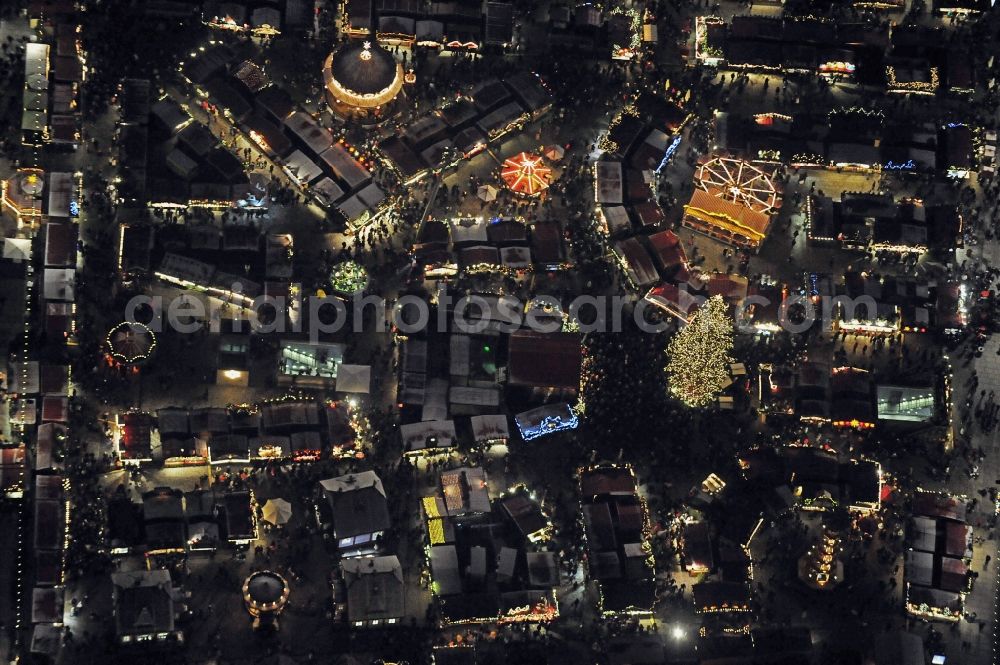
[500, 152, 553, 198]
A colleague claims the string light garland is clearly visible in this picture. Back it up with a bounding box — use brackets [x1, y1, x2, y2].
[608, 7, 642, 60]
[667, 296, 734, 407]
[598, 105, 641, 154]
[886, 66, 939, 94]
[694, 16, 724, 62]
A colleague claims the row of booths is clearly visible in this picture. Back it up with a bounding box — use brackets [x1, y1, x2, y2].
[22, 222, 75, 660]
[115, 399, 358, 466]
[21, 16, 82, 148]
[118, 222, 295, 318]
[718, 109, 975, 179]
[378, 74, 552, 185]
[904, 491, 974, 622]
[698, 16, 973, 97]
[634, 235, 967, 339]
[108, 484, 257, 556]
[347, 0, 651, 61]
[182, 45, 386, 226]
[344, 0, 514, 48]
[10, 209, 76, 633]
[134, 79, 253, 209]
[201, 0, 314, 36]
[28, 474, 67, 660]
[420, 468, 559, 626]
[761, 360, 948, 430]
[805, 191, 962, 252]
[412, 217, 567, 278]
[580, 464, 656, 617]
[41, 192, 79, 347]
[594, 95, 690, 237]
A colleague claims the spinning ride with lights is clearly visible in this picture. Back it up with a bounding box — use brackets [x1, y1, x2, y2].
[243, 571, 290, 630]
[106, 322, 156, 365]
[500, 152, 552, 197]
[695, 157, 780, 214]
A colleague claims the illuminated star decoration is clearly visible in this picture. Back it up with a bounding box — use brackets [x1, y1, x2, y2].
[666, 295, 734, 408]
[501, 152, 551, 197]
[360, 41, 372, 61]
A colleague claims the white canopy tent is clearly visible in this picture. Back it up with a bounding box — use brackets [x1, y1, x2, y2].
[3, 238, 31, 262]
[470, 414, 510, 443]
[400, 420, 457, 454]
[477, 184, 498, 201]
[261, 498, 293, 525]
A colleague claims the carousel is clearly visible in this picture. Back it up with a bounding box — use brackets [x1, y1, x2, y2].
[500, 152, 552, 197]
[243, 570, 290, 630]
[322, 40, 404, 124]
[1, 168, 45, 227]
[106, 321, 156, 365]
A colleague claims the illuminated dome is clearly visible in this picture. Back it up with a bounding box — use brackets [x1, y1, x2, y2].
[323, 40, 403, 110]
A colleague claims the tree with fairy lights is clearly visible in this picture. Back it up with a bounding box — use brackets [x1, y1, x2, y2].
[667, 295, 734, 408]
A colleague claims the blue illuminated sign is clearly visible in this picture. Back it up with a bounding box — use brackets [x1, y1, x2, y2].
[69, 201, 79, 217]
[515, 403, 579, 441]
[655, 136, 683, 174]
[884, 160, 915, 171]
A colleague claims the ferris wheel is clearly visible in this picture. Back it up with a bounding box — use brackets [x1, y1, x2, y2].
[695, 157, 780, 214]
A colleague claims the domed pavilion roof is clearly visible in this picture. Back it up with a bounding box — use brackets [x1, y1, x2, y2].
[323, 40, 403, 109]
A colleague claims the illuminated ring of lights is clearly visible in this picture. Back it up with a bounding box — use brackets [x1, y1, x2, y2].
[243, 570, 290, 612]
[695, 157, 780, 214]
[106, 321, 156, 364]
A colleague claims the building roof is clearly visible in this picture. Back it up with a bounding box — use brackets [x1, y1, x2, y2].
[321, 471, 391, 539]
[506, 330, 581, 390]
[684, 187, 772, 243]
[284, 111, 334, 156]
[112, 569, 176, 637]
[0, 445, 26, 497]
[379, 136, 426, 179]
[499, 491, 548, 540]
[341, 555, 405, 622]
[581, 465, 638, 498]
[614, 237, 659, 288]
[429, 545, 462, 595]
[44, 223, 76, 268]
[439, 467, 490, 515]
[152, 97, 191, 135]
[318, 144, 371, 189]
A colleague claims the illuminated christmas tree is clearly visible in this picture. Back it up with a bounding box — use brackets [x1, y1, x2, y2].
[666, 296, 734, 407]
